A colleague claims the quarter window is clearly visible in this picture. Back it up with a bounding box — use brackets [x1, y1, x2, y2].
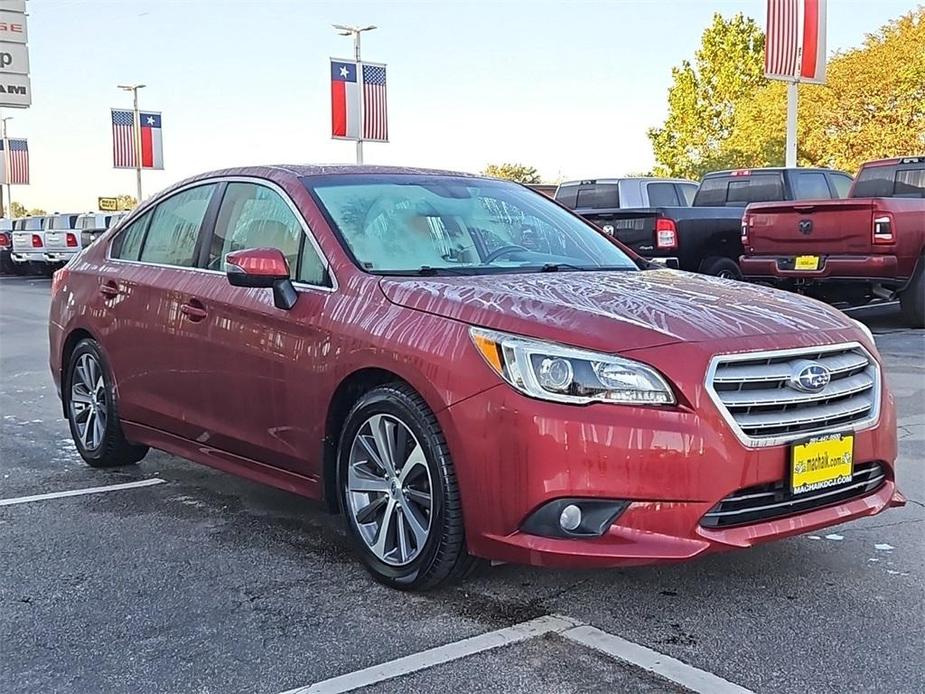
[139, 185, 215, 267]
[646, 182, 680, 207]
[830, 174, 853, 198]
[792, 172, 832, 200]
[110, 211, 152, 261]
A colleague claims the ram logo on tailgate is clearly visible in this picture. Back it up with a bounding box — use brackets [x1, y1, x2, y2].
[799, 219, 813, 235]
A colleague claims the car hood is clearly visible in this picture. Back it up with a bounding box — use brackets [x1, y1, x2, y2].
[378, 269, 859, 353]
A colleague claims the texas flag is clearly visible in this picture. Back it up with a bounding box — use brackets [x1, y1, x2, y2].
[138, 112, 164, 169]
[331, 59, 360, 140]
[112, 109, 164, 169]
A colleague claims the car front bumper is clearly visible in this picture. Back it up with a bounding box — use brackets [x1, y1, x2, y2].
[442, 376, 900, 568]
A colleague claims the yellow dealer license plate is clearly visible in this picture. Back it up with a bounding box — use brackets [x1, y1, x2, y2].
[791, 433, 853, 494]
[794, 255, 820, 271]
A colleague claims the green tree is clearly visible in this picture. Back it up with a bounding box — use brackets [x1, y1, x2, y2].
[730, 8, 925, 172]
[648, 13, 766, 178]
[116, 194, 137, 211]
[481, 163, 542, 184]
[9, 201, 26, 217]
[27, 207, 46, 216]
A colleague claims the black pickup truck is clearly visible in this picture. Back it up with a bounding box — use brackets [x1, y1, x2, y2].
[561, 168, 854, 279]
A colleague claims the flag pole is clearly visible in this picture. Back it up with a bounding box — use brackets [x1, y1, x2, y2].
[785, 80, 798, 167]
[1, 115, 11, 218]
[118, 84, 146, 202]
[354, 30, 364, 165]
[334, 25, 376, 165]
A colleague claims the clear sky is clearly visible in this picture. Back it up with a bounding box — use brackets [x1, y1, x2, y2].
[10, 0, 917, 210]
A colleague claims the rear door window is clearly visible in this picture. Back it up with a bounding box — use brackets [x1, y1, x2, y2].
[138, 185, 216, 267]
[792, 172, 833, 200]
[646, 182, 680, 207]
[693, 178, 726, 206]
[894, 168, 925, 198]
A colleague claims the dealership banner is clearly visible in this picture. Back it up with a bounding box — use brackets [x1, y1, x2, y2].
[112, 109, 164, 170]
[0, 0, 30, 107]
[765, 0, 827, 83]
[330, 58, 389, 142]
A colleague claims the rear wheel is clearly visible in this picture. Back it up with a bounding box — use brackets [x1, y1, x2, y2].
[701, 256, 743, 281]
[899, 258, 924, 328]
[65, 339, 148, 467]
[337, 383, 476, 590]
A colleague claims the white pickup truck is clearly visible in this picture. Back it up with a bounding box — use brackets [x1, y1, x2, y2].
[43, 213, 82, 264]
[10, 215, 48, 271]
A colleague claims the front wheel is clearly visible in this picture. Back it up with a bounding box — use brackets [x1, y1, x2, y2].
[65, 339, 148, 467]
[337, 383, 476, 590]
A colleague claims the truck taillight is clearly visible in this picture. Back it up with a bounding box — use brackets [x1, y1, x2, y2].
[0, 232, 9, 248]
[655, 218, 678, 249]
[31, 234, 42, 248]
[873, 214, 894, 244]
[741, 215, 753, 245]
[66, 232, 78, 247]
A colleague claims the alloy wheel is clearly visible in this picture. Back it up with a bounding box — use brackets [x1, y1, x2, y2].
[346, 413, 434, 566]
[69, 353, 108, 451]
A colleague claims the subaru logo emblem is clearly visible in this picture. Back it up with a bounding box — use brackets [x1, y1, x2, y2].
[788, 360, 831, 393]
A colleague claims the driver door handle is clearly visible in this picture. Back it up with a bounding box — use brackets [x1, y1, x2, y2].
[179, 298, 208, 322]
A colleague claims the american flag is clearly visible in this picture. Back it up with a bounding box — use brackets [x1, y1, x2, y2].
[1, 138, 29, 185]
[112, 109, 137, 168]
[362, 64, 388, 142]
[765, 0, 827, 83]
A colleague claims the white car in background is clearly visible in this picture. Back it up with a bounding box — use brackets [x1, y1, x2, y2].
[77, 211, 125, 250]
[10, 216, 47, 270]
[43, 213, 82, 264]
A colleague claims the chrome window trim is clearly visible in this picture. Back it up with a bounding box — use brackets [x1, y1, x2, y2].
[704, 341, 882, 449]
[105, 175, 338, 293]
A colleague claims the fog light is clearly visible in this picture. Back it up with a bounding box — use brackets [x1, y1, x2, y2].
[559, 504, 582, 531]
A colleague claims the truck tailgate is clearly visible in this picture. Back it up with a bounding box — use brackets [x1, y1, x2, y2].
[746, 200, 876, 254]
[44, 231, 74, 251]
[11, 231, 42, 252]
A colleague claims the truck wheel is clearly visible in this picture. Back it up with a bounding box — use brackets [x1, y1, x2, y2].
[701, 257, 743, 281]
[900, 258, 924, 328]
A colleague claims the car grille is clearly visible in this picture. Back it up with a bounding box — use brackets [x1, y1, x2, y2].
[707, 343, 880, 446]
[700, 461, 886, 528]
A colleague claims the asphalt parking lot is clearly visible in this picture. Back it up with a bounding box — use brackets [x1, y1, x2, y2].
[1, 274, 923, 694]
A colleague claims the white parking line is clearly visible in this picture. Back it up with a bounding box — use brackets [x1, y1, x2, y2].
[0, 478, 165, 507]
[564, 624, 754, 694]
[279, 615, 579, 694]
[279, 613, 755, 694]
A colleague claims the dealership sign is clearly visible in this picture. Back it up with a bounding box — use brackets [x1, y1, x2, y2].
[0, 1, 28, 107]
[98, 197, 119, 212]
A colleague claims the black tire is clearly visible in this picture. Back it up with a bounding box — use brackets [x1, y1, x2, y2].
[64, 338, 148, 468]
[701, 256, 743, 281]
[337, 383, 477, 590]
[899, 258, 924, 328]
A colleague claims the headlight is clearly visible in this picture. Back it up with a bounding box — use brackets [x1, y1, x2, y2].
[470, 327, 675, 406]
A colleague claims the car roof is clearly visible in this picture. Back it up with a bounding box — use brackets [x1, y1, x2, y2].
[188, 163, 480, 181]
[558, 177, 697, 186]
[703, 167, 842, 176]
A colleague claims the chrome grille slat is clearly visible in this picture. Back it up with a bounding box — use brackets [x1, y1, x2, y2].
[719, 372, 874, 408]
[712, 351, 870, 385]
[706, 342, 881, 447]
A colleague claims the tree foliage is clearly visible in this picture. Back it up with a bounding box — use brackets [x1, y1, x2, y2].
[27, 208, 46, 216]
[650, 8, 925, 177]
[9, 201, 26, 218]
[116, 194, 138, 210]
[481, 162, 542, 184]
[648, 13, 766, 179]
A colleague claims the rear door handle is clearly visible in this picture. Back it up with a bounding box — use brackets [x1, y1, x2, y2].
[179, 299, 208, 322]
[99, 280, 121, 298]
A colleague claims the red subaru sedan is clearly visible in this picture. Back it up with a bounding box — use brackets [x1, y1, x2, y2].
[48, 165, 904, 589]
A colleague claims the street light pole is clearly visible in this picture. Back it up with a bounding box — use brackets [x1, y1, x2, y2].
[0, 115, 12, 218]
[118, 83, 146, 202]
[333, 24, 377, 165]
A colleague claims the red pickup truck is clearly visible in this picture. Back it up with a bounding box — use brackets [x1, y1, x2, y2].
[740, 157, 925, 327]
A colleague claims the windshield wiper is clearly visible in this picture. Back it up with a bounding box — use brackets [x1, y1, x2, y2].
[538, 263, 584, 272]
[411, 266, 473, 276]
[536, 263, 636, 273]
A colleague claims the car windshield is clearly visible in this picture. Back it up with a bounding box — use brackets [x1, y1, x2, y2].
[307, 175, 638, 275]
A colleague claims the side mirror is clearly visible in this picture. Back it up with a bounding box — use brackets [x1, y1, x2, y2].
[225, 247, 298, 310]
